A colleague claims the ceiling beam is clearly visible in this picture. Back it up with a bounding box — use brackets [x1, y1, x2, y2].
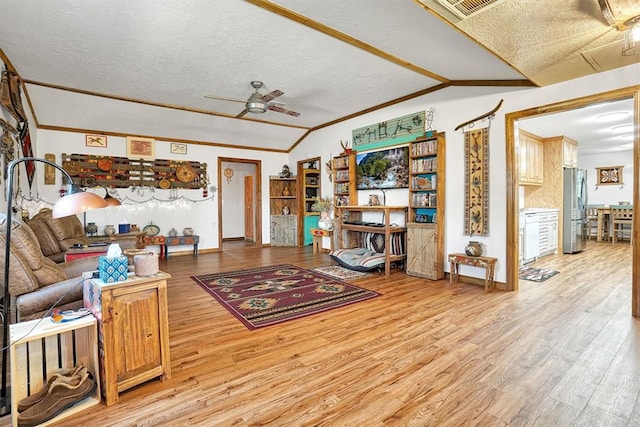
[246, 0, 450, 83]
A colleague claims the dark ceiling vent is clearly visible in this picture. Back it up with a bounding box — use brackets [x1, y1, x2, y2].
[437, 0, 505, 19]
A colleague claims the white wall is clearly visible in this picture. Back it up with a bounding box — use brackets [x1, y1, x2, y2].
[579, 152, 634, 205]
[290, 63, 640, 284]
[5, 63, 639, 280]
[20, 130, 288, 250]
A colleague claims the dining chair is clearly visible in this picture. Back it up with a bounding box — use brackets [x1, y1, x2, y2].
[585, 205, 603, 240]
[610, 205, 633, 244]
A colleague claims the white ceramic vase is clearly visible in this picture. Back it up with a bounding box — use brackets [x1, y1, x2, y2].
[318, 211, 333, 231]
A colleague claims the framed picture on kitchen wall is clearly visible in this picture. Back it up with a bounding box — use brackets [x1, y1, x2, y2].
[596, 165, 624, 186]
[126, 136, 155, 159]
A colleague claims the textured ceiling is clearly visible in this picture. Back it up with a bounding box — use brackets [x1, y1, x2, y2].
[0, 0, 638, 151]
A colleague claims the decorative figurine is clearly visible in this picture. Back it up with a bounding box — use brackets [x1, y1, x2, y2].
[280, 164, 292, 178]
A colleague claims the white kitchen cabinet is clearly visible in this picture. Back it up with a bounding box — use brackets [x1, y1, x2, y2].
[548, 212, 559, 252]
[532, 210, 560, 257]
[521, 209, 559, 260]
[538, 212, 550, 255]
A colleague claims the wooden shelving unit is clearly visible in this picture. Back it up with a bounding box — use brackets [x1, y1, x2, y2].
[300, 168, 320, 245]
[332, 152, 357, 208]
[269, 176, 298, 246]
[336, 205, 407, 275]
[269, 176, 298, 215]
[406, 132, 446, 279]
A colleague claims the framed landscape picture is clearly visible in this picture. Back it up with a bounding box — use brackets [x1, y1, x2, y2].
[126, 136, 155, 159]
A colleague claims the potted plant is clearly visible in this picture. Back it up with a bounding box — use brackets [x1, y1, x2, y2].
[311, 197, 334, 230]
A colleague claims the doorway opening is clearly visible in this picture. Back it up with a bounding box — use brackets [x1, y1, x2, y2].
[297, 157, 322, 246]
[506, 87, 639, 315]
[218, 157, 262, 250]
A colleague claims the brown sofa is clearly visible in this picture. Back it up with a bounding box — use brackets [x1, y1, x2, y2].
[0, 213, 101, 322]
[27, 208, 140, 262]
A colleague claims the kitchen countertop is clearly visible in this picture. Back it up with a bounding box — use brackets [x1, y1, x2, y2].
[520, 208, 560, 213]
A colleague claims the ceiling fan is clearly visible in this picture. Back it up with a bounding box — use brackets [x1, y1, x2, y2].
[205, 81, 300, 118]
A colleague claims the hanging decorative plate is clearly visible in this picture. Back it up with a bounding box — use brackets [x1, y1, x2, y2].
[158, 178, 171, 189]
[63, 161, 80, 176]
[97, 158, 113, 172]
[176, 164, 196, 183]
[143, 222, 160, 237]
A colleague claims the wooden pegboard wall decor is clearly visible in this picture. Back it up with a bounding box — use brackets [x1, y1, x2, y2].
[61, 153, 208, 189]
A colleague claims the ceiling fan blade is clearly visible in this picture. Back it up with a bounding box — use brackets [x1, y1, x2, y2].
[260, 89, 283, 103]
[204, 95, 245, 104]
[236, 109, 249, 118]
[268, 104, 300, 117]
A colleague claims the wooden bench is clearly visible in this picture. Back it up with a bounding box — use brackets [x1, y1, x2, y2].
[448, 253, 497, 292]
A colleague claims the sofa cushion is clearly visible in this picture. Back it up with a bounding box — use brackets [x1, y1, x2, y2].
[48, 213, 85, 241]
[330, 248, 385, 272]
[33, 208, 90, 251]
[15, 276, 84, 321]
[32, 257, 68, 286]
[26, 217, 61, 257]
[6, 214, 46, 272]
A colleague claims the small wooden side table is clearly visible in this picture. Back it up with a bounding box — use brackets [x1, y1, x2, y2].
[310, 228, 333, 253]
[448, 253, 497, 292]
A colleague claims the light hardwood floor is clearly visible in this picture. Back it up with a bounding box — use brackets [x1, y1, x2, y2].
[4, 240, 639, 426]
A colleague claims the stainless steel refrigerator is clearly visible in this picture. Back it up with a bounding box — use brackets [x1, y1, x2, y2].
[562, 167, 587, 253]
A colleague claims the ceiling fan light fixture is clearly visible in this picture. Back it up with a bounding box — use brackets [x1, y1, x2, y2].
[246, 101, 267, 114]
[246, 91, 267, 113]
[622, 15, 640, 56]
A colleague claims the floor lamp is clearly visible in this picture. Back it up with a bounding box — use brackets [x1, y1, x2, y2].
[1, 157, 108, 415]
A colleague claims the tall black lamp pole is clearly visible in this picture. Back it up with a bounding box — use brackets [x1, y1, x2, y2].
[1, 157, 107, 415]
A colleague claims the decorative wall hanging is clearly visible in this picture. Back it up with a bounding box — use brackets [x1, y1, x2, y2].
[464, 127, 489, 237]
[455, 99, 503, 131]
[352, 111, 425, 151]
[44, 153, 56, 185]
[223, 166, 234, 183]
[0, 69, 27, 123]
[126, 136, 155, 159]
[1, 128, 17, 181]
[19, 123, 35, 188]
[596, 165, 624, 185]
[170, 142, 187, 155]
[86, 134, 107, 148]
[61, 153, 208, 190]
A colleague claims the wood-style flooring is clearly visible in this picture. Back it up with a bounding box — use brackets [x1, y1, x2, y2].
[3, 240, 639, 426]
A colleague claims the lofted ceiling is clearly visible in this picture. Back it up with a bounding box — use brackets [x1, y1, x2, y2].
[0, 0, 638, 152]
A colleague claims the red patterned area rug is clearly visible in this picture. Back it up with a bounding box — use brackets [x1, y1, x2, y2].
[191, 264, 380, 330]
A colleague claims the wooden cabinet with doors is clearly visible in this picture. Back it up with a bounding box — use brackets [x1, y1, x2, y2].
[84, 272, 171, 406]
[300, 166, 320, 246]
[562, 137, 578, 167]
[406, 132, 446, 280]
[269, 176, 298, 246]
[519, 129, 544, 185]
